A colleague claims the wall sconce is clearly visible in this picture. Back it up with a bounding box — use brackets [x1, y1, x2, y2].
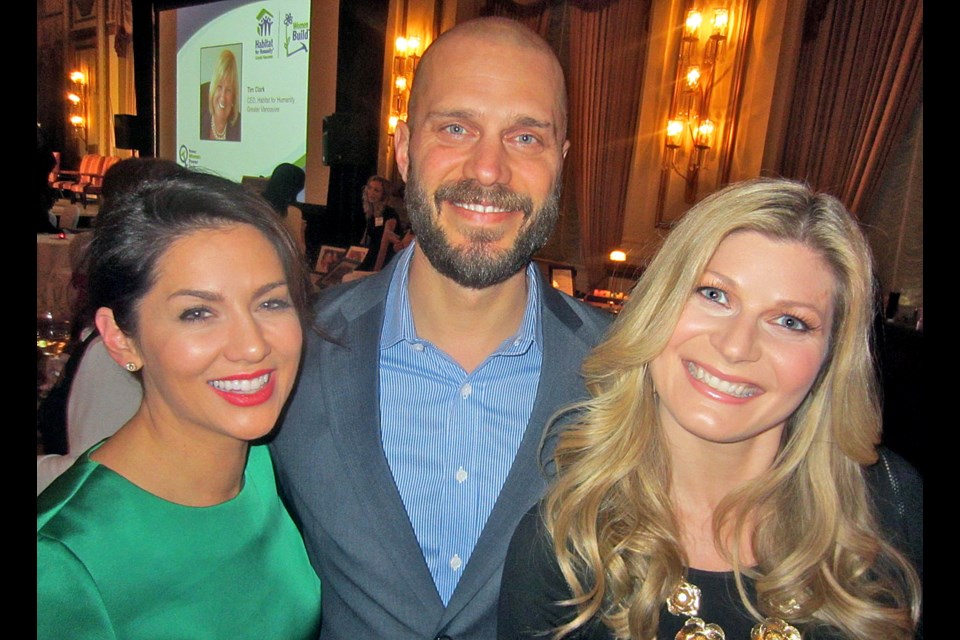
[388, 35, 421, 135]
[662, 5, 729, 204]
[654, 1, 752, 225]
[67, 70, 89, 145]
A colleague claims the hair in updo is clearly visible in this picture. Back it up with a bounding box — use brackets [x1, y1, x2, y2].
[85, 168, 312, 335]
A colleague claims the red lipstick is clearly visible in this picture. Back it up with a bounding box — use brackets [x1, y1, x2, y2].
[209, 369, 276, 407]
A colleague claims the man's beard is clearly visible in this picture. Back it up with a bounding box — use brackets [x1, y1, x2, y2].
[404, 173, 561, 289]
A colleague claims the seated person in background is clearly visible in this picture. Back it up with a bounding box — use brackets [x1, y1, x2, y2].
[37, 334, 142, 495]
[386, 181, 415, 252]
[262, 162, 307, 259]
[499, 178, 921, 640]
[262, 162, 306, 217]
[38, 170, 321, 638]
[37, 159, 187, 494]
[357, 175, 401, 271]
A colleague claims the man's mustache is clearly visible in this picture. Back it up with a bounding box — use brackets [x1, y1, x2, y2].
[433, 180, 533, 218]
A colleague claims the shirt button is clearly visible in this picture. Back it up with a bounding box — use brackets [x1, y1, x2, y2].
[460, 382, 472, 398]
[513, 337, 522, 346]
[411, 342, 425, 352]
[449, 554, 462, 571]
[455, 466, 468, 483]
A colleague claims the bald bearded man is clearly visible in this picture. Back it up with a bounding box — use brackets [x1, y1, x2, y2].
[271, 18, 611, 639]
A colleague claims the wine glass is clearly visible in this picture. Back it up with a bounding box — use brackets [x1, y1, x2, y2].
[37, 311, 72, 398]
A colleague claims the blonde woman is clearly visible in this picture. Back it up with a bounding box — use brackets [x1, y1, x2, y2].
[499, 178, 921, 639]
[203, 49, 240, 141]
[358, 175, 401, 271]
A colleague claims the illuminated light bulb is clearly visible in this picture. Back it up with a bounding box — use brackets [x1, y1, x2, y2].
[69, 71, 86, 84]
[696, 119, 715, 148]
[67, 92, 81, 104]
[666, 119, 684, 148]
[69, 115, 85, 126]
[388, 114, 399, 133]
[395, 76, 408, 92]
[609, 250, 627, 262]
[712, 9, 729, 35]
[395, 37, 408, 55]
[407, 36, 421, 54]
[684, 10, 702, 37]
[685, 66, 701, 90]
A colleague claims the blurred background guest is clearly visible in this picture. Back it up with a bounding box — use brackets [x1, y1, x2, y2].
[262, 162, 307, 260]
[262, 162, 306, 217]
[357, 175, 401, 272]
[37, 159, 188, 494]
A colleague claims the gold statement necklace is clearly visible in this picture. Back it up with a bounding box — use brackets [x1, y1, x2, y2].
[666, 579, 801, 640]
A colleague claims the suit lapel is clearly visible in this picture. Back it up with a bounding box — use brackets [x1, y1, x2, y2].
[319, 269, 446, 617]
[439, 284, 594, 626]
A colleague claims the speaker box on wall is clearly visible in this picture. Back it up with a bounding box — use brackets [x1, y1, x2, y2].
[114, 114, 141, 150]
[322, 113, 368, 166]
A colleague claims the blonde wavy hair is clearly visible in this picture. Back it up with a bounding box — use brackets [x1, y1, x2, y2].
[544, 178, 920, 639]
[208, 50, 239, 126]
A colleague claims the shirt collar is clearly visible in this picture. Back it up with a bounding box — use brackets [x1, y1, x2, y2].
[380, 242, 543, 353]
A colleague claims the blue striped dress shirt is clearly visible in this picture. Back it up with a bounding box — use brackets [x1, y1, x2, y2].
[379, 245, 543, 605]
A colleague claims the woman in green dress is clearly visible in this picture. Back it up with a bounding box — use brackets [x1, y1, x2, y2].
[38, 169, 321, 638]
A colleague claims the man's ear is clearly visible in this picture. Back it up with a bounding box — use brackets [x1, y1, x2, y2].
[394, 121, 411, 183]
[94, 307, 142, 371]
[562, 139, 570, 160]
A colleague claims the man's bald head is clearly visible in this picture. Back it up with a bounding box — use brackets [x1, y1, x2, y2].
[392, 16, 570, 289]
[407, 17, 568, 139]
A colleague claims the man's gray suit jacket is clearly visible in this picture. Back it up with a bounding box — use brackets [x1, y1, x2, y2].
[271, 256, 612, 640]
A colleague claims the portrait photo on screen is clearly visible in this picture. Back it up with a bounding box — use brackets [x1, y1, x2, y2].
[171, 0, 310, 181]
[200, 44, 242, 141]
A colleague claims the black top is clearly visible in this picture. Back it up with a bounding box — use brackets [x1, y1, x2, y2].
[498, 448, 922, 639]
[359, 206, 399, 271]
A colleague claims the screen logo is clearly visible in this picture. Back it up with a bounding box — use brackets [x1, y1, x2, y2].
[255, 8, 275, 58]
[284, 12, 309, 57]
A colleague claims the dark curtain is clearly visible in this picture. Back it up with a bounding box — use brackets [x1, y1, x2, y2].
[568, 1, 650, 284]
[488, 0, 652, 286]
[777, 0, 922, 216]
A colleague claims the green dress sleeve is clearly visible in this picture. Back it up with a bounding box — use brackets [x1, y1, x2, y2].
[38, 536, 117, 639]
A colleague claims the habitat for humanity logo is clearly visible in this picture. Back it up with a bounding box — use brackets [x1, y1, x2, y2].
[284, 11, 309, 57]
[255, 8, 275, 59]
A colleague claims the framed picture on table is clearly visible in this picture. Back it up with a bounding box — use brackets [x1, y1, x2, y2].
[345, 245, 368, 263]
[315, 245, 346, 274]
[320, 257, 362, 288]
[549, 267, 575, 297]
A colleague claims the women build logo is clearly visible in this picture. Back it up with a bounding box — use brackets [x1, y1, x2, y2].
[254, 7, 309, 59]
